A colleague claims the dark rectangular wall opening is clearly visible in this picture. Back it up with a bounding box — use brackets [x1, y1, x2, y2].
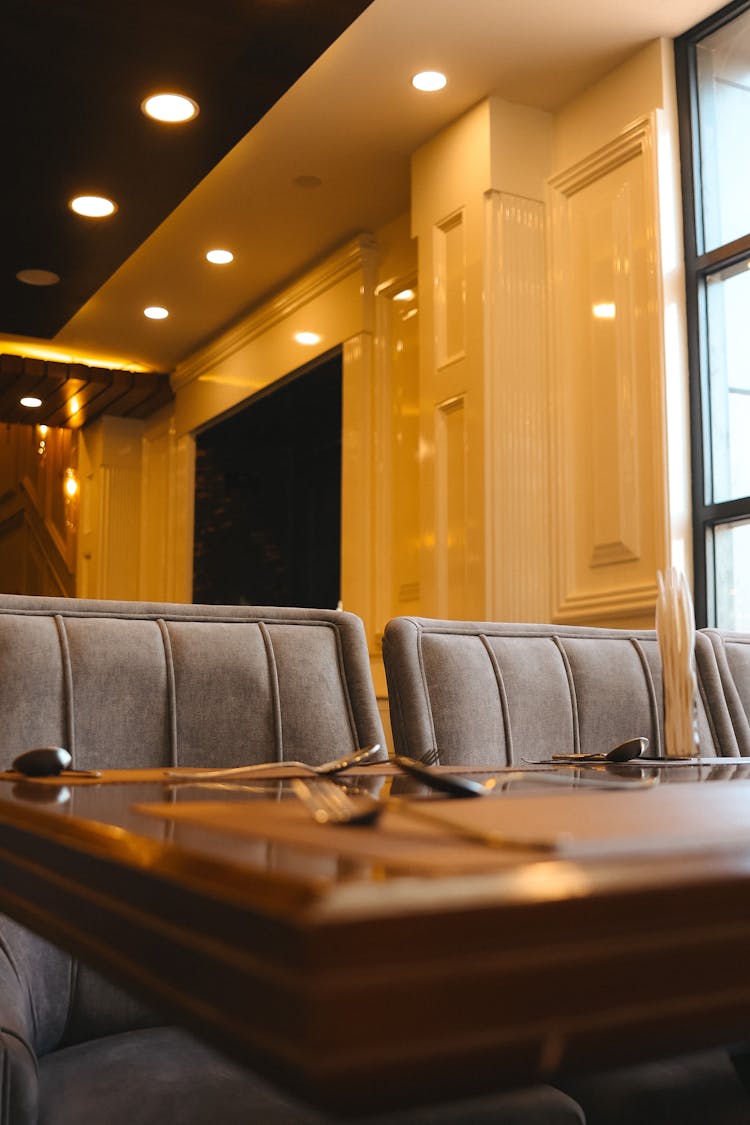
[193, 350, 342, 608]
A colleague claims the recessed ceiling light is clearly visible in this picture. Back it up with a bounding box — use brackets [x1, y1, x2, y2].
[70, 195, 117, 218]
[141, 93, 199, 123]
[592, 302, 616, 319]
[206, 249, 234, 265]
[16, 268, 60, 286]
[294, 331, 321, 345]
[20, 396, 42, 408]
[393, 288, 416, 301]
[292, 175, 323, 189]
[412, 71, 447, 92]
[144, 306, 169, 320]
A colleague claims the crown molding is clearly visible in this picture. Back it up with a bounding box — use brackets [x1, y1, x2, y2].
[549, 115, 653, 198]
[173, 234, 378, 390]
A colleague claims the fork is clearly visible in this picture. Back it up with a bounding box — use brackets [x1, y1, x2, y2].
[165, 742, 384, 781]
[291, 777, 565, 852]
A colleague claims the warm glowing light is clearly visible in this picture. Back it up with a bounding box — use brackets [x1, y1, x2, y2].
[63, 468, 79, 499]
[70, 196, 117, 218]
[206, 249, 234, 265]
[37, 425, 48, 436]
[20, 396, 42, 408]
[142, 93, 199, 123]
[0, 339, 150, 372]
[144, 306, 169, 320]
[394, 289, 415, 301]
[68, 396, 81, 417]
[294, 331, 321, 345]
[412, 70, 447, 92]
[592, 302, 616, 319]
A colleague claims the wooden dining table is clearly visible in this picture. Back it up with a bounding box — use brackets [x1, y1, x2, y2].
[1, 759, 750, 1115]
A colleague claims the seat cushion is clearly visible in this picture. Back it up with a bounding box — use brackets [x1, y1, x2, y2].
[38, 1026, 584, 1125]
[561, 1049, 750, 1125]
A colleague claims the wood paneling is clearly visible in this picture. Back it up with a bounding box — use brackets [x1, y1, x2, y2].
[0, 354, 172, 429]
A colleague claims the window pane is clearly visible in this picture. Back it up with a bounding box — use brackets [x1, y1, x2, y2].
[714, 519, 750, 629]
[705, 261, 750, 503]
[696, 11, 750, 251]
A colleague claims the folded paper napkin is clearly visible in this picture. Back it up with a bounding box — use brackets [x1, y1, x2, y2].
[656, 567, 699, 758]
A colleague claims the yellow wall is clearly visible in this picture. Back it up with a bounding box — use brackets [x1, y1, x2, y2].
[78, 37, 689, 670]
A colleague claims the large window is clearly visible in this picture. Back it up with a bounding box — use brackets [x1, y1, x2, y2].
[676, 0, 750, 628]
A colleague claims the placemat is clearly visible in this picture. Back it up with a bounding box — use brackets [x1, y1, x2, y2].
[134, 780, 750, 874]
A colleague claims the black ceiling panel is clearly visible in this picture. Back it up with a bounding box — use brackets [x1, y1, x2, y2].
[1, 0, 373, 338]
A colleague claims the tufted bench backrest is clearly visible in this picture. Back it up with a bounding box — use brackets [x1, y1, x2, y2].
[383, 617, 728, 765]
[0, 594, 384, 770]
[696, 629, 750, 757]
[0, 593, 384, 1057]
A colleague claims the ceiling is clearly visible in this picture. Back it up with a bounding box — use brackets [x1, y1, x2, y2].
[2, 0, 724, 392]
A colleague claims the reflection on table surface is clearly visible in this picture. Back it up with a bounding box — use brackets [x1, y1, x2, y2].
[4, 759, 750, 888]
[5, 760, 750, 1117]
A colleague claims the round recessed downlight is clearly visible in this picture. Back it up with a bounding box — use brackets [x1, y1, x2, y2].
[144, 306, 169, 320]
[70, 195, 117, 218]
[206, 249, 234, 265]
[294, 331, 321, 346]
[292, 175, 323, 189]
[20, 397, 42, 408]
[16, 268, 60, 286]
[142, 93, 199, 123]
[412, 70, 447, 92]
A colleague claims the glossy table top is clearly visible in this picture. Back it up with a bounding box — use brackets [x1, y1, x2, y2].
[1, 760, 750, 1113]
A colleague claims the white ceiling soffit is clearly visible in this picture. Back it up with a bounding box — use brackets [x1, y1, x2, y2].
[52, 0, 722, 371]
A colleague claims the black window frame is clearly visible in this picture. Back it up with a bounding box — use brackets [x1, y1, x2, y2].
[675, 0, 750, 627]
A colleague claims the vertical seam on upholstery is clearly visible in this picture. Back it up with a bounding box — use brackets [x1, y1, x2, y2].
[53, 615, 75, 760]
[60, 958, 79, 1047]
[479, 634, 513, 766]
[630, 639, 663, 756]
[552, 637, 580, 755]
[157, 619, 178, 767]
[416, 629, 439, 761]
[330, 625, 358, 744]
[259, 622, 283, 762]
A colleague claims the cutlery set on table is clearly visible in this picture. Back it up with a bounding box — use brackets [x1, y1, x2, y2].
[153, 737, 656, 855]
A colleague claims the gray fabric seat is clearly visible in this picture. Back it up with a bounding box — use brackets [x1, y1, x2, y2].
[382, 616, 750, 1124]
[382, 616, 723, 764]
[697, 629, 750, 756]
[0, 594, 583, 1125]
[36, 1027, 585, 1125]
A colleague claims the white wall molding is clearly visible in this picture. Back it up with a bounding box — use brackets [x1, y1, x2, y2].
[554, 579, 660, 624]
[173, 234, 378, 390]
[549, 111, 668, 628]
[549, 116, 653, 197]
[484, 189, 550, 621]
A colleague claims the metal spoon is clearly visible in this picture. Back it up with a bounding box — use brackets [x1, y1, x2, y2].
[550, 736, 649, 764]
[394, 753, 655, 795]
[11, 747, 102, 778]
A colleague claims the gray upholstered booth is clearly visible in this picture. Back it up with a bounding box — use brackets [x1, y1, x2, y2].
[0, 594, 584, 1125]
[382, 615, 750, 1124]
[696, 629, 750, 757]
[0, 594, 386, 771]
[383, 616, 725, 764]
